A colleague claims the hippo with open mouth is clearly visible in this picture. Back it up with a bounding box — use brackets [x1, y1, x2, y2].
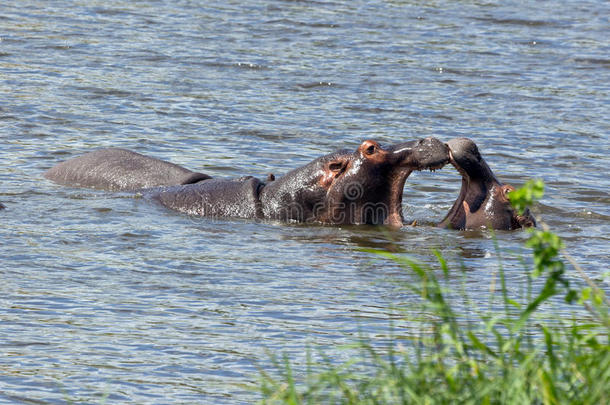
[45, 138, 449, 227]
[438, 138, 536, 230]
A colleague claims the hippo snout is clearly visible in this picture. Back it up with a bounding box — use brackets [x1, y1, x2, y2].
[445, 138, 480, 165]
[416, 137, 450, 171]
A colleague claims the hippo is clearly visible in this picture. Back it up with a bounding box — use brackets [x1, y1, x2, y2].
[150, 177, 265, 219]
[44, 148, 211, 191]
[0, 202, 5, 210]
[438, 138, 536, 230]
[150, 138, 449, 226]
[46, 138, 450, 227]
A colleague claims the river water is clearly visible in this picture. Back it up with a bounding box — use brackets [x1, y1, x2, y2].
[0, 1, 608, 403]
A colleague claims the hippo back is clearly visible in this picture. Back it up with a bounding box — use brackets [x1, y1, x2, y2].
[44, 148, 211, 191]
[147, 177, 264, 219]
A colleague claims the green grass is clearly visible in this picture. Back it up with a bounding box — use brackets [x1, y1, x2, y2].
[258, 180, 610, 404]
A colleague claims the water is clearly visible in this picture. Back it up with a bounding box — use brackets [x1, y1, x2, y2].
[1, 0, 608, 403]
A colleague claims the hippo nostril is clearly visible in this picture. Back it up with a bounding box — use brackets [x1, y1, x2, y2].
[365, 144, 376, 155]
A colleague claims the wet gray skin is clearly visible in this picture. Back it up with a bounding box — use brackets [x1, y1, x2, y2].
[44, 138, 449, 226]
[149, 177, 264, 219]
[147, 137, 449, 226]
[438, 138, 536, 230]
[44, 148, 211, 191]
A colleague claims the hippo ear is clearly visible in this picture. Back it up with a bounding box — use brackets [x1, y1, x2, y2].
[501, 184, 515, 202]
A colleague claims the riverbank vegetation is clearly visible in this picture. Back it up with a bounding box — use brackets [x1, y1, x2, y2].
[258, 180, 610, 404]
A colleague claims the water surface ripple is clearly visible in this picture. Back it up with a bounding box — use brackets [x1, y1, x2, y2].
[1, 0, 608, 403]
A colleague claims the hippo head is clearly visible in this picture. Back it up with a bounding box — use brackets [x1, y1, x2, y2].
[260, 137, 449, 226]
[438, 138, 536, 230]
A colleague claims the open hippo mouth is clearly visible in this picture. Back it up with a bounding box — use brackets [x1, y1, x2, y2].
[323, 137, 450, 227]
[385, 137, 450, 226]
[438, 138, 536, 230]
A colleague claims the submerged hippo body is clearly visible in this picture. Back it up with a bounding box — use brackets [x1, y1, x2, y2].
[150, 177, 264, 219]
[45, 138, 449, 226]
[145, 138, 449, 226]
[438, 138, 535, 230]
[44, 148, 211, 191]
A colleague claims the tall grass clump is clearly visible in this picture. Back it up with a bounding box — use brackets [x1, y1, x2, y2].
[258, 180, 609, 404]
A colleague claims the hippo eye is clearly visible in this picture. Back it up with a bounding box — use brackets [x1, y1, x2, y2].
[365, 144, 376, 155]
